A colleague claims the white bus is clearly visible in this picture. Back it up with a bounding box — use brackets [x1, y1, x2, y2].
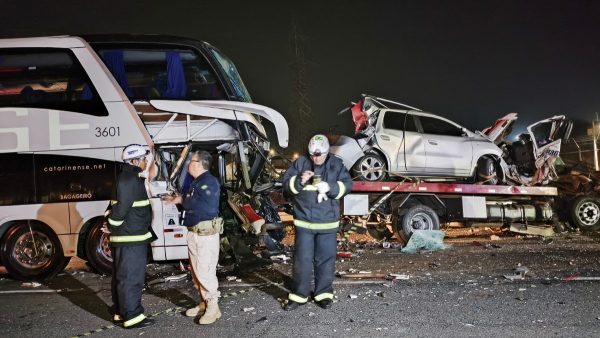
[0, 35, 288, 280]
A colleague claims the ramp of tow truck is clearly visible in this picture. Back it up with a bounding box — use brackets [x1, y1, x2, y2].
[350, 182, 558, 196]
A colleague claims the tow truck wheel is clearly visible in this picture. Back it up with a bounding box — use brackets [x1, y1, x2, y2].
[0, 221, 66, 281]
[476, 156, 499, 185]
[392, 204, 440, 242]
[352, 153, 387, 181]
[85, 219, 113, 275]
[570, 196, 600, 230]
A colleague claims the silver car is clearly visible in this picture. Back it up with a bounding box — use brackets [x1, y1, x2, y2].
[330, 95, 571, 185]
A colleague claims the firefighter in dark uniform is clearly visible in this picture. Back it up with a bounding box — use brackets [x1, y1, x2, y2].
[283, 134, 353, 310]
[107, 144, 156, 329]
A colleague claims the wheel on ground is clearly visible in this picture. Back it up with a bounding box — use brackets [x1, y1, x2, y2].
[570, 196, 600, 230]
[392, 204, 440, 242]
[0, 222, 66, 281]
[476, 156, 499, 185]
[85, 218, 113, 275]
[352, 153, 387, 181]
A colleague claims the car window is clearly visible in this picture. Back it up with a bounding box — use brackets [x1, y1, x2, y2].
[0, 48, 108, 116]
[382, 112, 418, 132]
[419, 116, 463, 136]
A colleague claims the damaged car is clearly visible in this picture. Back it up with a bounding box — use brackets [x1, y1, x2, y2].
[330, 95, 572, 186]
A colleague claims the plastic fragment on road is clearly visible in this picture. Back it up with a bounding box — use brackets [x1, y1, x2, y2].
[401, 230, 449, 254]
[349, 294, 358, 299]
[21, 282, 41, 288]
[388, 273, 410, 280]
[337, 251, 353, 258]
[504, 265, 529, 281]
[243, 307, 255, 312]
[562, 276, 600, 281]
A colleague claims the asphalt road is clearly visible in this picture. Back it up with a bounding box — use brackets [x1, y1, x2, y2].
[1, 231, 600, 338]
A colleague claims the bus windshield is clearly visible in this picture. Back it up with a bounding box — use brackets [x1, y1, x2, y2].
[209, 47, 252, 102]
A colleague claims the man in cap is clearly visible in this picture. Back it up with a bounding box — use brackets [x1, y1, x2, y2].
[107, 144, 156, 329]
[283, 134, 353, 310]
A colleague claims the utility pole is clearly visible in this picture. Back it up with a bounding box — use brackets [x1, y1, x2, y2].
[289, 18, 312, 153]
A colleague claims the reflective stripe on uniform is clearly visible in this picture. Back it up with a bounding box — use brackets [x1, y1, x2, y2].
[314, 292, 334, 301]
[335, 181, 346, 199]
[289, 175, 299, 194]
[123, 313, 146, 327]
[294, 219, 339, 230]
[108, 218, 124, 226]
[132, 199, 150, 207]
[110, 232, 152, 243]
[110, 200, 118, 205]
[288, 293, 308, 303]
[302, 185, 318, 191]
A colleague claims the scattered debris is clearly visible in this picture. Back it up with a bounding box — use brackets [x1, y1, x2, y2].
[226, 276, 238, 281]
[382, 241, 391, 249]
[542, 238, 554, 245]
[504, 266, 529, 281]
[164, 273, 188, 282]
[308, 312, 316, 317]
[20, 282, 41, 288]
[401, 230, 449, 253]
[490, 235, 501, 241]
[243, 307, 255, 312]
[349, 294, 358, 299]
[336, 252, 353, 258]
[255, 316, 267, 323]
[269, 254, 290, 262]
[562, 276, 600, 281]
[340, 272, 386, 279]
[376, 291, 385, 298]
[388, 273, 410, 280]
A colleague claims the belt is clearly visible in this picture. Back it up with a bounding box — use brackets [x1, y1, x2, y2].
[187, 217, 223, 236]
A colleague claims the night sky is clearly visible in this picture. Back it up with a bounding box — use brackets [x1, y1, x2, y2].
[3, 0, 600, 152]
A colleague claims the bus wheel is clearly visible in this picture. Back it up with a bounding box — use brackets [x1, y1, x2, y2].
[392, 204, 440, 243]
[570, 196, 600, 230]
[0, 222, 66, 281]
[85, 219, 113, 275]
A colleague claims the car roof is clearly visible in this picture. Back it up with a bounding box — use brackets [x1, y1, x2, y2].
[80, 34, 214, 49]
[381, 108, 463, 127]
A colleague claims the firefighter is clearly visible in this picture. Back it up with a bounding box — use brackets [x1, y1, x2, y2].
[283, 134, 353, 310]
[162, 150, 223, 325]
[108, 144, 156, 329]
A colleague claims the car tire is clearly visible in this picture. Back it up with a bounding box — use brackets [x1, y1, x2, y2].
[570, 196, 600, 230]
[476, 156, 499, 185]
[352, 153, 387, 181]
[392, 204, 440, 243]
[85, 218, 113, 275]
[0, 222, 66, 281]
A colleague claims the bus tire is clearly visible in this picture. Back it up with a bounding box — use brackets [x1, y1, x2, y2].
[85, 219, 113, 275]
[392, 204, 440, 242]
[0, 221, 66, 281]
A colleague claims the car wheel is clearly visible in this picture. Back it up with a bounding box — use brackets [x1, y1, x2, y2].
[570, 196, 600, 230]
[392, 204, 440, 242]
[352, 153, 387, 181]
[0, 222, 66, 281]
[85, 218, 113, 275]
[476, 156, 499, 185]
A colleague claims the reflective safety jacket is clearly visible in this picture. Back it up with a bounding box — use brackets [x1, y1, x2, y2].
[283, 154, 352, 230]
[108, 164, 155, 246]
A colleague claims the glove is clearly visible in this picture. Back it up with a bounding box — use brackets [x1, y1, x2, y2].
[317, 192, 328, 203]
[315, 181, 330, 194]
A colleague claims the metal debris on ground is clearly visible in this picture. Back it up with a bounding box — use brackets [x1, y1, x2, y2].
[349, 294, 358, 299]
[269, 254, 290, 262]
[340, 272, 386, 279]
[164, 273, 188, 282]
[388, 273, 410, 280]
[20, 282, 42, 288]
[401, 230, 449, 253]
[562, 276, 600, 281]
[336, 251, 353, 258]
[504, 265, 529, 281]
[226, 276, 237, 281]
[243, 307, 255, 312]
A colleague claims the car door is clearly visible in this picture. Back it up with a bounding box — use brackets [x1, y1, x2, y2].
[417, 115, 473, 176]
[376, 110, 426, 173]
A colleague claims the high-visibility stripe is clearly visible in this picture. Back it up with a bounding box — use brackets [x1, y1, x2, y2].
[110, 232, 152, 243]
[201, 184, 208, 190]
[108, 218, 123, 226]
[110, 200, 118, 205]
[335, 181, 346, 199]
[302, 185, 318, 191]
[288, 293, 308, 303]
[132, 199, 150, 207]
[314, 292, 334, 301]
[289, 175, 299, 194]
[294, 220, 339, 230]
[123, 313, 146, 327]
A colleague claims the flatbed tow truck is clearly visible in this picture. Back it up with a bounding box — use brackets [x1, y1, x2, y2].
[342, 180, 559, 242]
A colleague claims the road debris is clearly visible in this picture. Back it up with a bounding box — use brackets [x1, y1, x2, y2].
[490, 235, 501, 241]
[340, 272, 386, 279]
[336, 252, 353, 258]
[164, 273, 187, 282]
[401, 230, 449, 253]
[504, 265, 529, 281]
[243, 307, 255, 312]
[388, 273, 410, 280]
[226, 276, 238, 281]
[562, 276, 600, 281]
[269, 254, 290, 262]
[21, 282, 41, 288]
[349, 294, 358, 299]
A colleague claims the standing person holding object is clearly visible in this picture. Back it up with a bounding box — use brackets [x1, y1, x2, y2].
[108, 144, 156, 329]
[282, 134, 353, 310]
[162, 150, 223, 325]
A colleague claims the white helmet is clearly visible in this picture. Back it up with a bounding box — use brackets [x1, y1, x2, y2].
[122, 144, 149, 161]
[308, 134, 329, 156]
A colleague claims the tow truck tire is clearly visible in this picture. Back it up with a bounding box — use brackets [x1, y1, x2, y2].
[352, 153, 387, 181]
[392, 204, 440, 242]
[570, 196, 600, 230]
[85, 219, 113, 275]
[476, 156, 499, 185]
[0, 222, 66, 281]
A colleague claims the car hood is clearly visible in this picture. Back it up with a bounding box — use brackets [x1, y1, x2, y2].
[479, 113, 518, 144]
[149, 100, 289, 148]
